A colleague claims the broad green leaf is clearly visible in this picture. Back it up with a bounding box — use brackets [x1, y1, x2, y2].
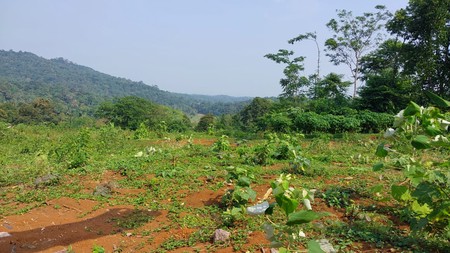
[370, 184, 383, 193]
[424, 125, 442, 136]
[279, 248, 289, 253]
[231, 207, 243, 216]
[375, 143, 388, 157]
[307, 240, 325, 253]
[373, 162, 384, 171]
[411, 135, 431, 149]
[237, 176, 251, 187]
[412, 182, 438, 204]
[286, 210, 325, 225]
[429, 201, 450, 221]
[277, 195, 299, 216]
[403, 101, 421, 116]
[391, 185, 411, 202]
[411, 200, 432, 217]
[425, 91, 450, 108]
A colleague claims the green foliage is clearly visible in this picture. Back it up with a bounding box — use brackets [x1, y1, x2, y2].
[264, 174, 328, 251]
[51, 128, 91, 169]
[248, 133, 304, 166]
[291, 111, 330, 134]
[387, 0, 450, 97]
[264, 50, 308, 99]
[359, 40, 416, 113]
[212, 135, 230, 152]
[375, 94, 450, 236]
[133, 122, 150, 139]
[196, 114, 215, 132]
[356, 110, 394, 133]
[309, 73, 351, 100]
[325, 5, 392, 97]
[97, 96, 191, 131]
[0, 50, 249, 116]
[92, 245, 105, 253]
[221, 166, 256, 225]
[239, 97, 274, 130]
[321, 187, 352, 209]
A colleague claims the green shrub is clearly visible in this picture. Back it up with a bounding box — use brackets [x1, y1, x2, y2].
[357, 110, 394, 133]
[290, 111, 330, 133]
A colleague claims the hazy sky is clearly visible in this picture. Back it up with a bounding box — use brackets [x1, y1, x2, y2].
[1, 0, 409, 97]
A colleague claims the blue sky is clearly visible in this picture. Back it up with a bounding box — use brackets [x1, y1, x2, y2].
[1, 0, 409, 97]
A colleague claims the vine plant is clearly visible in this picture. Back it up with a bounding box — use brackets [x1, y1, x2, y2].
[262, 174, 327, 252]
[375, 92, 450, 235]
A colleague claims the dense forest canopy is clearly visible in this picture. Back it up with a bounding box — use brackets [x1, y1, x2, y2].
[0, 50, 250, 116]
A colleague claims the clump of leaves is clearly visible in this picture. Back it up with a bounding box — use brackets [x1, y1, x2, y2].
[50, 128, 90, 169]
[221, 166, 256, 226]
[263, 174, 328, 252]
[212, 135, 230, 152]
[374, 92, 450, 237]
[321, 187, 352, 209]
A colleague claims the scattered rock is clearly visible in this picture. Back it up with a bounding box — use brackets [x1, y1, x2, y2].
[126, 232, 132, 237]
[0, 231, 11, 238]
[213, 229, 230, 242]
[93, 181, 118, 197]
[34, 174, 59, 188]
[318, 239, 336, 253]
[2, 223, 13, 230]
[20, 243, 37, 249]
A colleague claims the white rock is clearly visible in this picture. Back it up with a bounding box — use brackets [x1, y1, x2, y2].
[0, 232, 11, 238]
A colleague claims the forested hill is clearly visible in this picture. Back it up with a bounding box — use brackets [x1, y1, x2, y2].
[0, 50, 250, 115]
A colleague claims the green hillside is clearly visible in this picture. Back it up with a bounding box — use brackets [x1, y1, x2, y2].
[0, 50, 250, 115]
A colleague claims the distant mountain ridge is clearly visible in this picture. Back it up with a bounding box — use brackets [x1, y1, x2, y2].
[0, 50, 251, 115]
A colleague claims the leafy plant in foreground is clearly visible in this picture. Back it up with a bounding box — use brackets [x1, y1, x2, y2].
[212, 135, 230, 152]
[263, 174, 328, 252]
[375, 92, 450, 236]
[221, 166, 256, 225]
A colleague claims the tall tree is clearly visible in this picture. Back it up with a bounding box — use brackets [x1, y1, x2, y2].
[288, 32, 321, 84]
[309, 73, 351, 100]
[264, 50, 310, 100]
[325, 5, 392, 98]
[387, 0, 450, 98]
[358, 39, 416, 113]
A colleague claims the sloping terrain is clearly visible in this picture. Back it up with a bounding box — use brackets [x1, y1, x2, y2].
[0, 50, 250, 115]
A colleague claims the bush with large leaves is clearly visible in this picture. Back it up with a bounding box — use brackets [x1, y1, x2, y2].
[375, 92, 450, 236]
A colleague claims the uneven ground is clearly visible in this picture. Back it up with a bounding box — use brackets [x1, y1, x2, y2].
[0, 126, 449, 252]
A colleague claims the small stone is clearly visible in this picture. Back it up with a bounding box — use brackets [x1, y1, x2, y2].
[0, 231, 11, 238]
[34, 174, 59, 188]
[318, 239, 336, 253]
[126, 232, 132, 237]
[2, 223, 13, 230]
[93, 182, 117, 197]
[213, 229, 230, 242]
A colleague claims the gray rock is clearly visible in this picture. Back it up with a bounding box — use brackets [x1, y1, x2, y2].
[213, 229, 230, 242]
[34, 174, 59, 188]
[93, 182, 117, 197]
[318, 239, 336, 253]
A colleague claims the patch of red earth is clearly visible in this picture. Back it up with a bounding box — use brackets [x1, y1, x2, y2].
[0, 197, 148, 253]
[183, 188, 223, 208]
